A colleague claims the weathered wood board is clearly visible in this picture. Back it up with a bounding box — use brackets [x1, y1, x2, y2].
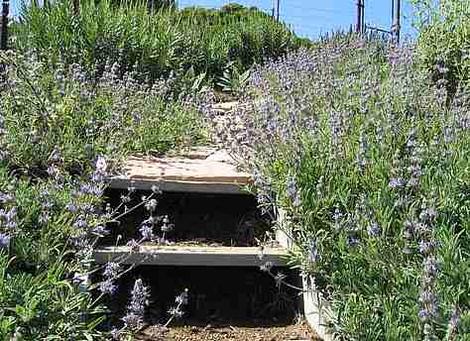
[94, 245, 287, 267]
[110, 149, 251, 194]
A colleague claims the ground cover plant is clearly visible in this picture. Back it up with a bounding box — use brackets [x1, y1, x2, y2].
[0, 50, 203, 339]
[219, 35, 470, 339]
[15, 0, 300, 90]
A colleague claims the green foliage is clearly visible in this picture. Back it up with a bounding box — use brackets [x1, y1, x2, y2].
[238, 36, 470, 339]
[0, 166, 107, 340]
[15, 0, 300, 89]
[0, 251, 105, 340]
[216, 62, 251, 94]
[0, 48, 206, 339]
[0, 51, 206, 174]
[413, 0, 470, 94]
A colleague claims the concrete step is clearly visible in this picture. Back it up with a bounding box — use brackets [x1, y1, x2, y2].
[110, 149, 251, 194]
[94, 245, 287, 267]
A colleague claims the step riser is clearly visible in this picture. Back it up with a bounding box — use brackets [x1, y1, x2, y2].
[110, 178, 247, 194]
[94, 247, 287, 267]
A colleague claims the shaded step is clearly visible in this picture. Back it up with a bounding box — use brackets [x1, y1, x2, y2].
[103, 191, 270, 247]
[110, 149, 251, 194]
[107, 265, 301, 327]
[94, 245, 287, 267]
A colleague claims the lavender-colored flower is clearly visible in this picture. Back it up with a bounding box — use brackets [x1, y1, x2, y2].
[93, 225, 109, 235]
[126, 239, 141, 252]
[423, 256, 438, 278]
[419, 207, 437, 223]
[347, 235, 360, 247]
[139, 223, 154, 241]
[91, 156, 108, 183]
[418, 288, 438, 321]
[286, 176, 301, 207]
[0, 192, 13, 204]
[66, 203, 78, 213]
[419, 240, 437, 255]
[332, 208, 342, 222]
[73, 216, 88, 230]
[46, 165, 60, 178]
[122, 279, 149, 329]
[367, 222, 381, 237]
[447, 306, 460, 335]
[0, 232, 11, 249]
[110, 328, 121, 340]
[121, 312, 142, 329]
[99, 279, 117, 295]
[38, 211, 51, 225]
[48, 147, 62, 163]
[73, 273, 90, 292]
[260, 261, 274, 272]
[356, 133, 368, 170]
[4, 208, 17, 227]
[144, 199, 157, 213]
[95, 156, 107, 173]
[79, 183, 104, 197]
[389, 177, 405, 189]
[103, 262, 121, 279]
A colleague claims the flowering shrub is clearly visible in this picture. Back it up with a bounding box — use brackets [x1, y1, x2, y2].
[225, 36, 470, 339]
[0, 50, 201, 338]
[0, 51, 205, 173]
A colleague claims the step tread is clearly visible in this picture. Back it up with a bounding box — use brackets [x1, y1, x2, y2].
[110, 149, 251, 194]
[94, 245, 287, 267]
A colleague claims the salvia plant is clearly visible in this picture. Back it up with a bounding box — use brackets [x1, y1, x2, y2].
[0, 49, 197, 338]
[211, 34, 469, 339]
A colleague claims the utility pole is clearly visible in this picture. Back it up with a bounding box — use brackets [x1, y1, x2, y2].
[356, 0, 365, 34]
[0, 0, 8, 51]
[392, 0, 401, 43]
[276, 0, 280, 22]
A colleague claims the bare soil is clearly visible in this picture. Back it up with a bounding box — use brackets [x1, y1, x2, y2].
[137, 320, 320, 340]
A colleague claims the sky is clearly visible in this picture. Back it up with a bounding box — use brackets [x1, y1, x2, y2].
[11, 0, 417, 40]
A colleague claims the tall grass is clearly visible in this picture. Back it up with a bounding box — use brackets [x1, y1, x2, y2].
[15, 0, 299, 85]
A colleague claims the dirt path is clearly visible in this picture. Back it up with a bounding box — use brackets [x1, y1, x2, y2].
[137, 320, 320, 340]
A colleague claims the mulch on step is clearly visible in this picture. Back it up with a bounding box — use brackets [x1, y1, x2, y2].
[137, 320, 321, 341]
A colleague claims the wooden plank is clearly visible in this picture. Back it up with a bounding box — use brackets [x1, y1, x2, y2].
[302, 276, 334, 341]
[275, 206, 334, 340]
[110, 177, 248, 194]
[93, 245, 287, 267]
[109, 150, 252, 194]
